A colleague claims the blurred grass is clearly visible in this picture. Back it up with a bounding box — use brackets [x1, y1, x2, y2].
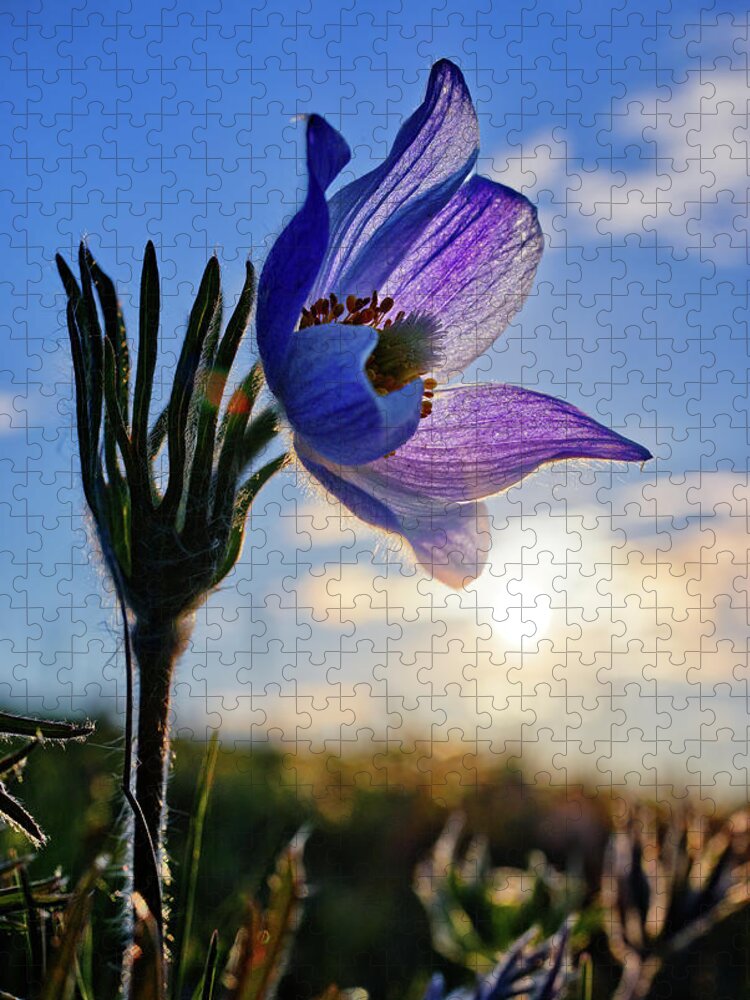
[1, 716, 749, 1000]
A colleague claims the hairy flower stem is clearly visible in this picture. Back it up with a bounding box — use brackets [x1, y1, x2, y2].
[129, 614, 192, 989]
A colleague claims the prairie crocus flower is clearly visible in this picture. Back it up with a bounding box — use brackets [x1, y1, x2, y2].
[423, 924, 571, 1000]
[257, 59, 651, 586]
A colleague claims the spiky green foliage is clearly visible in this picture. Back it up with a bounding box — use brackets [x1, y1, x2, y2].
[56, 242, 287, 622]
[413, 813, 583, 976]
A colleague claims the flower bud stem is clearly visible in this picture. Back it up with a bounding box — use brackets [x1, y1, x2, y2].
[128, 613, 192, 995]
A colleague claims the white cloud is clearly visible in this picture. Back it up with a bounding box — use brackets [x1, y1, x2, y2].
[490, 71, 749, 253]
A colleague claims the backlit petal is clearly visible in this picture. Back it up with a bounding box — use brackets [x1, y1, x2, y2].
[297, 440, 491, 587]
[355, 383, 652, 502]
[380, 176, 543, 378]
[313, 60, 479, 300]
[256, 115, 350, 393]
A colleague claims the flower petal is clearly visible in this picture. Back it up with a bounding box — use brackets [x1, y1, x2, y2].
[296, 440, 491, 587]
[380, 175, 544, 378]
[256, 115, 351, 394]
[353, 383, 652, 502]
[282, 323, 423, 465]
[313, 59, 479, 299]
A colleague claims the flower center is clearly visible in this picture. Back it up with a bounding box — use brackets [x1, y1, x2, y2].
[299, 291, 440, 419]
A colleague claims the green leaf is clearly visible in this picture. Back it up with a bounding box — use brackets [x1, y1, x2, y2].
[147, 404, 170, 471]
[40, 855, 108, 1000]
[211, 453, 288, 588]
[19, 863, 44, 989]
[76, 244, 104, 470]
[172, 733, 220, 1000]
[57, 255, 99, 508]
[191, 930, 219, 1000]
[213, 260, 256, 389]
[132, 241, 161, 487]
[161, 256, 221, 517]
[0, 782, 46, 847]
[74, 919, 95, 1000]
[0, 712, 93, 741]
[237, 407, 279, 477]
[211, 363, 265, 528]
[86, 249, 131, 421]
[182, 261, 256, 538]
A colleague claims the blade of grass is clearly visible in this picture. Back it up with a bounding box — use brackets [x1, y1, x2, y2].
[191, 930, 220, 1000]
[40, 855, 108, 1000]
[228, 831, 309, 1000]
[20, 863, 45, 992]
[74, 917, 94, 1000]
[172, 732, 220, 1000]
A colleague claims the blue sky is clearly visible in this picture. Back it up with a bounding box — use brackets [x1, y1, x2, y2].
[1, 0, 748, 796]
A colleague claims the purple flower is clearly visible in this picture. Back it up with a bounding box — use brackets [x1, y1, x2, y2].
[257, 60, 651, 586]
[422, 924, 571, 999]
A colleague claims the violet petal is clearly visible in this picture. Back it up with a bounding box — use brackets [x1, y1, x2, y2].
[256, 115, 350, 394]
[359, 383, 652, 502]
[283, 323, 423, 466]
[312, 59, 479, 300]
[297, 439, 492, 587]
[380, 175, 544, 379]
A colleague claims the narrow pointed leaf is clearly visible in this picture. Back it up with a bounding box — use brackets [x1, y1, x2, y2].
[213, 260, 256, 388]
[0, 712, 93, 741]
[148, 404, 170, 464]
[57, 257, 98, 505]
[192, 930, 219, 1000]
[0, 782, 46, 846]
[55, 253, 82, 304]
[211, 363, 264, 527]
[87, 250, 131, 420]
[211, 453, 288, 587]
[102, 339, 137, 482]
[133, 241, 160, 481]
[162, 255, 221, 516]
[76, 244, 104, 460]
[237, 406, 279, 476]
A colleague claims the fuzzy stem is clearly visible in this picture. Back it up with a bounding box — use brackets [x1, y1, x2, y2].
[129, 614, 191, 990]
